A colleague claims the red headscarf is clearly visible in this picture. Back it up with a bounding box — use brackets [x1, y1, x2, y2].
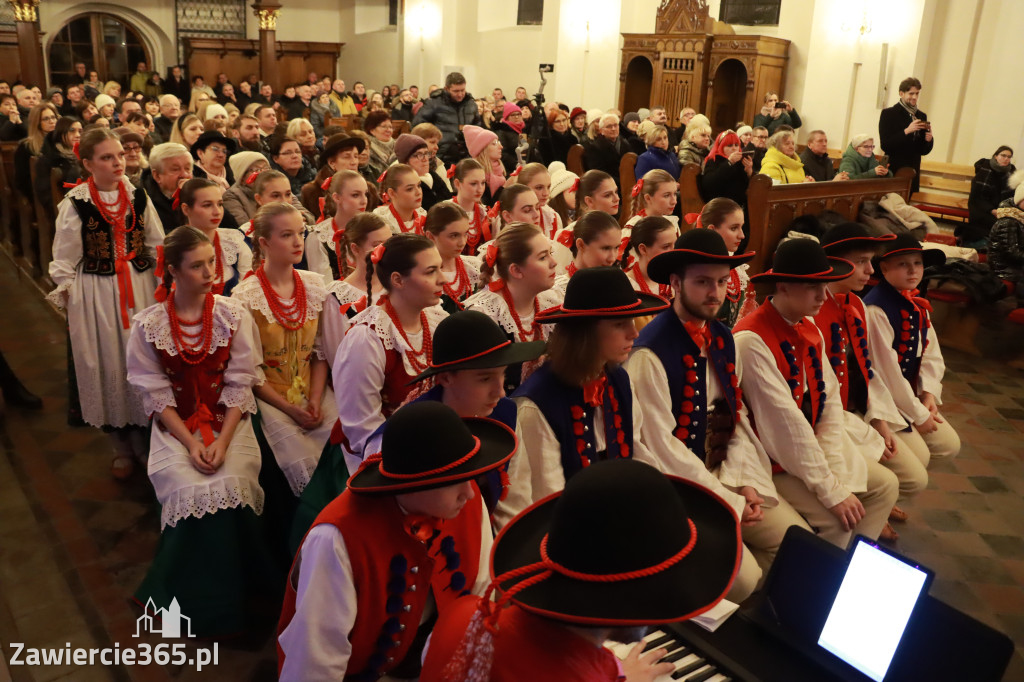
[705, 131, 742, 164]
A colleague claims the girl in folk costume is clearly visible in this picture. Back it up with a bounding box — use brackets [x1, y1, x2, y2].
[621, 216, 677, 331]
[463, 124, 508, 206]
[372, 164, 427, 235]
[452, 158, 494, 255]
[553, 210, 622, 296]
[691, 198, 759, 327]
[306, 170, 368, 281]
[515, 162, 563, 240]
[815, 225, 926, 542]
[333, 234, 448, 468]
[552, 169, 618, 270]
[422, 460, 741, 682]
[424, 201, 483, 313]
[278, 402, 516, 681]
[863, 235, 961, 462]
[177, 178, 251, 297]
[48, 127, 165, 478]
[320, 213, 392, 367]
[126, 227, 277, 637]
[624, 169, 680, 238]
[545, 161, 578, 230]
[494, 267, 670, 528]
[238, 170, 307, 247]
[232, 203, 337, 497]
[463, 223, 562, 395]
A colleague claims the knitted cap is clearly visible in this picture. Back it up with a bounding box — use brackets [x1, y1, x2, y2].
[394, 133, 428, 163]
[569, 107, 586, 122]
[736, 125, 752, 138]
[586, 108, 603, 125]
[637, 108, 650, 121]
[229, 151, 268, 182]
[112, 127, 143, 148]
[548, 161, 578, 199]
[851, 133, 873, 149]
[203, 103, 228, 121]
[94, 94, 115, 111]
[463, 125, 498, 159]
[623, 112, 640, 125]
[502, 101, 521, 120]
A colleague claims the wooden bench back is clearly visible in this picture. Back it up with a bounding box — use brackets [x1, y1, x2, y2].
[678, 163, 704, 220]
[618, 152, 638, 226]
[392, 120, 410, 139]
[567, 144, 585, 178]
[744, 167, 915, 274]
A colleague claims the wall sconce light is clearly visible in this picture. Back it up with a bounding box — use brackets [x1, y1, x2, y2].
[841, 7, 872, 36]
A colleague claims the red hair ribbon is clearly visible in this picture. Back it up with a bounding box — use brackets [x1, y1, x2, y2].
[245, 170, 260, 185]
[413, 212, 426, 232]
[685, 212, 703, 229]
[487, 278, 505, 292]
[320, 175, 333, 191]
[171, 187, 181, 211]
[377, 169, 388, 184]
[485, 242, 498, 267]
[569, 177, 579, 193]
[631, 178, 644, 198]
[370, 243, 386, 264]
[624, 254, 636, 270]
[487, 201, 501, 220]
[318, 196, 326, 222]
[616, 235, 631, 262]
[447, 164, 456, 179]
[509, 165, 522, 178]
[62, 178, 84, 189]
[72, 141, 80, 159]
[556, 229, 574, 248]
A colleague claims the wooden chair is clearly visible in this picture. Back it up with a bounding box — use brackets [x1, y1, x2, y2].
[617, 153, 638, 227]
[744, 167, 916, 275]
[678, 163, 704, 222]
[566, 145, 584, 178]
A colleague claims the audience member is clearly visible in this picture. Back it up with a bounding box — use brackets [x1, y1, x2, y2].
[839, 134, 891, 180]
[986, 171, 1024, 300]
[634, 124, 680, 180]
[753, 91, 802, 135]
[34, 116, 83, 211]
[800, 130, 848, 182]
[964, 146, 1015, 247]
[700, 130, 753, 205]
[13, 104, 58, 201]
[413, 72, 481, 165]
[152, 95, 180, 142]
[878, 77, 933, 193]
[494, 102, 525, 173]
[141, 142, 193, 232]
[390, 89, 415, 122]
[583, 113, 628, 189]
[269, 135, 317, 196]
[0, 94, 26, 141]
[759, 129, 813, 184]
[190, 129, 236, 191]
[676, 118, 712, 167]
[163, 65, 190, 102]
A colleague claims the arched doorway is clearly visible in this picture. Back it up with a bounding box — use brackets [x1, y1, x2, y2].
[622, 56, 654, 115]
[708, 59, 747, 134]
[48, 13, 150, 90]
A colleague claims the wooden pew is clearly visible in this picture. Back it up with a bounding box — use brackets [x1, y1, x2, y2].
[392, 120, 410, 139]
[617, 152, 638, 227]
[912, 160, 973, 223]
[678, 163, 704, 220]
[744, 167, 915, 275]
[567, 144, 584, 178]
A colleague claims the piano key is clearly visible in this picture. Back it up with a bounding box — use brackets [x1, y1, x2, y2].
[684, 668, 718, 682]
[644, 633, 676, 652]
[706, 675, 730, 682]
[672, 659, 708, 678]
[661, 646, 692, 663]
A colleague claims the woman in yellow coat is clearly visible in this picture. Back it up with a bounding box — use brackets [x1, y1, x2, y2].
[758, 129, 814, 185]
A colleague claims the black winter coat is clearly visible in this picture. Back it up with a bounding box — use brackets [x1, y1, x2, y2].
[493, 121, 523, 174]
[964, 158, 1016, 242]
[412, 89, 482, 166]
[141, 168, 186, 233]
[700, 156, 749, 206]
[583, 136, 628, 188]
[34, 137, 83, 215]
[988, 199, 1024, 282]
[878, 103, 933, 193]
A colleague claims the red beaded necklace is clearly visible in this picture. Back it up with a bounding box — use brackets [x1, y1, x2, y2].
[389, 203, 423, 234]
[383, 296, 432, 373]
[167, 291, 215, 365]
[566, 262, 578, 278]
[499, 284, 542, 342]
[630, 263, 671, 299]
[330, 217, 347, 278]
[441, 256, 473, 302]
[256, 266, 308, 330]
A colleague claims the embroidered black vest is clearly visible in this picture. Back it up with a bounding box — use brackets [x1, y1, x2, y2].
[71, 189, 153, 275]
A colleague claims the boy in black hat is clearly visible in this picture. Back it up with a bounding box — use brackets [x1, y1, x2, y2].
[496, 266, 670, 527]
[733, 239, 899, 548]
[814, 225, 928, 542]
[627, 228, 810, 600]
[863, 234, 960, 465]
[278, 402, 517, 681]
[420, 459, 742, 681]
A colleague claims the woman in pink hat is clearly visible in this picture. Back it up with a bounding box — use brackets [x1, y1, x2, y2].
[463, 124, 508, 206]
[494, 101, 526, 174]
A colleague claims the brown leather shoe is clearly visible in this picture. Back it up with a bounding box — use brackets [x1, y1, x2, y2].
[879, 522, 899, 543]
[889, 505, 909, 523]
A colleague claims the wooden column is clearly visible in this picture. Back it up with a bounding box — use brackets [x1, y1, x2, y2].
[9, 0, 45, 87]
[252, 1, 281, 91]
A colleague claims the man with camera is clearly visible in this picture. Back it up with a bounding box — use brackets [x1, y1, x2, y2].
[878, 77, 934, 193]
[753, 92, 802, 135]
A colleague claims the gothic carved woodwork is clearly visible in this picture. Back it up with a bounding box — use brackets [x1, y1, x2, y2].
[656, 0, 713, 35]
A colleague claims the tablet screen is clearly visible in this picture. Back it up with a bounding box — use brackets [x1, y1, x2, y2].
[817, 539, 929, 681]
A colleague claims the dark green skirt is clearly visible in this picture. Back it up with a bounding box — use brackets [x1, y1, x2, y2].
[288, 445, 350, 557]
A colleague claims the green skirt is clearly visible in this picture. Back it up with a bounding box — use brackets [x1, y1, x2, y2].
[288, 445, 350, 557]
[134, 506, 282, 638]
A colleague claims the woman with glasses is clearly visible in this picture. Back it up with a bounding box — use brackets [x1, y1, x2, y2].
[34, 115, 84, 212]
[191, 130, 236, 191]
[13, 103, 59, 202]
[964, 146, 1016, 248]
[114, 127, 148, 187]
[839, 134, 892, 180]
[396, 133, 452, 210]
[362, 110, 394, 181]
[270, 135, 317, 197]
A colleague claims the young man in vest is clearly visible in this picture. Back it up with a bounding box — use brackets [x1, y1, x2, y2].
[864, 235, 960, 466]
[626, 228, 810, 600]
[277, 401, 517, 680]
[733, 239, 899, 548]
[814, 224, 929, 542]
[420, 459, 742, 681]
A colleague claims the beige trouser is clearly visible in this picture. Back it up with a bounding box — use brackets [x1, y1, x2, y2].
[772, 462, 899, 548]
[881, 436, 929, 499]
[897, 415, 961, 462]
[741, 497, 813, 576]
[726, 544, 764, 604]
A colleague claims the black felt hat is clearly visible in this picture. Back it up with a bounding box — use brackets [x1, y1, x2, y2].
[750, 238, 855, 283]
[491, 459, 741, 625]
[537, 266, 669, 323]
[647, 229, 756, 285]
[820, 221, 896, 256]
[874, 233, 945, 269]
[412, 310, 546, 382]
[320, 133, 365, 169]
[189, 129, 236, 156]
[347, 402, 517, 495]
